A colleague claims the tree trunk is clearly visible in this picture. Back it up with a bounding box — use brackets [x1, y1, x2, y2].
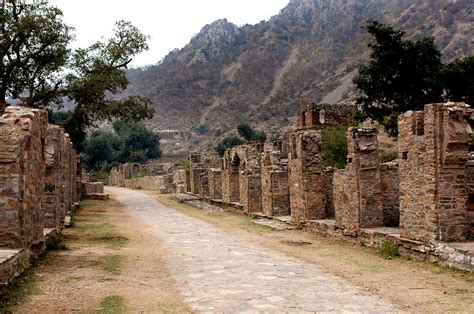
[0, 98, 7, 115]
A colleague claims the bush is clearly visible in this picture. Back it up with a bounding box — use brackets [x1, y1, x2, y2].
[321, 128, 348, 169]
[380, 151, 398, 163]
[378, 240, 399, 259]
[46, 234, 68, 251]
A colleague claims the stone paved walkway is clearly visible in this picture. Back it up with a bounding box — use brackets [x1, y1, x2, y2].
[108, 187, 397, 313]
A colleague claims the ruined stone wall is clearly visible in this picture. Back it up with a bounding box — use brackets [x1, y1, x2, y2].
[334, 128, 383, 233]
[399, 103, 471, 243]
[124, 174, 176, 193]
[0, 107, 46, 248]
[222, 149, 240, 203]
[82, 182, 105, 195]
[208, 169, 222, 200]
[288, 130, 326, 223]
[0, 107, 79, 248]
[199, 171, 209, 199]
[333, 169, 359, 231]
[298, 101, 357, 130]
[467, 153, 474, 238]
[43, 126, 64, 229]
[323, 168, 335, 218]
[261, 151, 289, 217]
[380, 162, 400, 227]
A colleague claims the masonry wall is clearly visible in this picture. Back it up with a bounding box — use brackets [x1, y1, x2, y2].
[399, 103, 471, 243]
[467, 153, 474, 238]
[208, 169, 222, 200]
[380, 162, 400, 227]
[288, 130, 326, 223]
[199, 171, 209, 199]
[261, 151, 289, 217]
[334, 127, 383, 233]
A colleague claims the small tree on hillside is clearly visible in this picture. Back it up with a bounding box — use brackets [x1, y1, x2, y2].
[353, 20, 443, 136]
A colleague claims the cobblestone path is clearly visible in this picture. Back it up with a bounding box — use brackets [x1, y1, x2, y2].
[108, 187, 396, 312]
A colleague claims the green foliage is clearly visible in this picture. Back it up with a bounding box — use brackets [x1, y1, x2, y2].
[321, 128, 348, 169]
[1, 2, 154, 149]
[46, 234, 68, 251]
[380, 151, 398, 163]
[0, 1, 73, 109]
[442, 56, 474, 106]
[214, 135, 244, 157]
[98, 295, 126, 313]
[236, 123, 267, 142]
[195, 124, 209, 135]
[82, 122, 161, 171]
[354, 20, 443, 136]
[378, 240, 400, 259]
[175, 159, 190, 169]
[354, 20, 473, 136]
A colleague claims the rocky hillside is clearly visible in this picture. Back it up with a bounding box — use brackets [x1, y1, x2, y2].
[125, 0, 473, 149]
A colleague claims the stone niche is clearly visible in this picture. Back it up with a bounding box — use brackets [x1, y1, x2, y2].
[288, 130, 327, 223]
[399, 103, 472, 243]
[298, 100, 357, 130]
[0, 107, 47, 249]
[261, 150, 289, 217]
[334, 127, 383, 233]
[222, 143, 263, 212]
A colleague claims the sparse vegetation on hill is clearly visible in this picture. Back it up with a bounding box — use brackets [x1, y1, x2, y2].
[124, 0, 473, 149]
[214, 124, 266, 156]
[354, 20, 473, 136]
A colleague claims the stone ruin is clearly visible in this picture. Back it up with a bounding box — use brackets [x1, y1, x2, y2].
[108, 161, 181, 194]
[0, 107, 85, 288]
[107, 101, 474, 271]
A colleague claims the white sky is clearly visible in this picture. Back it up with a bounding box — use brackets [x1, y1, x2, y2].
[48, 0, 290, 67]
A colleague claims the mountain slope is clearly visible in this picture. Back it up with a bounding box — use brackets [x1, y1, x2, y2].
[125, 0, 473, 149]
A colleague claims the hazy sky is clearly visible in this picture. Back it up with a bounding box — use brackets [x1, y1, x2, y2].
[48, 0, 290, 67]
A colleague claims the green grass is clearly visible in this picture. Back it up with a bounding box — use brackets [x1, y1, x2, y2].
[0, 267, 40, 310]
[46, 234, 69, 251]
[378, 240, 400, 259]
[86, 254, 124, 276]
[95, 294, 126, 313]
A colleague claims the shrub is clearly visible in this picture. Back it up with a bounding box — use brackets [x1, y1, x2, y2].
[321, 128, 348, 169]
[378, 240, 399, 259]
[380, 151, 398, 163]
[46, 234, 68, 251]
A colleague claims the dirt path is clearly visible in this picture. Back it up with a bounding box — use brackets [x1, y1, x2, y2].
[5, 187, 473, 312]
[109, 187, 396, 312]
[8, 196, 189, 313]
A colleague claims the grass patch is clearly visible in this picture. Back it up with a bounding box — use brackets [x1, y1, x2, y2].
[63, 201, 129, 249]
[62, 276, 85, 284]
[46, 234, 69, 251]
[0, 267, 40, 311]
[86, 255, 124, 276]
[96, 294, 126, 313]
[378, 240, 400, 259]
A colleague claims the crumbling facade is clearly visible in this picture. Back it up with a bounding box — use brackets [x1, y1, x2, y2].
[288, 130, 328, 223]
[334, 128, 383, 232]
[398, 103, 472, 243]
[261, 150, 289, 217]
[0, 107, 81, 247]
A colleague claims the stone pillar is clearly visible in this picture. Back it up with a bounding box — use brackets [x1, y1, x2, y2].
[0, 107, 47, 249]
[334, 127, 383, 232]
[199, 171, 209, 199]
[43, 125, 62, 229]
[399, 103, 472, 243]
[288, 130, 326, 223]
[208, 169, 222, 200]
[261, 151, 289, 217]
